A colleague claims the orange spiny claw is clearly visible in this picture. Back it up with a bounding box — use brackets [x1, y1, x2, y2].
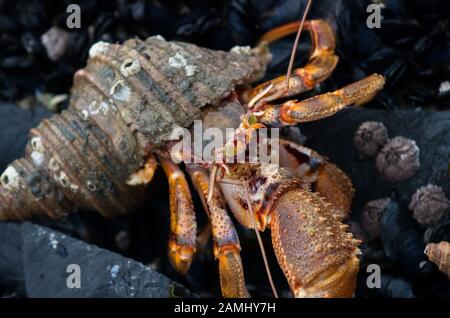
[219, 163, 360, 298]
[158, 156, 197, 274]
[270, 188, 360, 297]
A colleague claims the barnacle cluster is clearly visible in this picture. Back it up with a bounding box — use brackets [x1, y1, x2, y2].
[354, 121, 421, 182]
[353, 121, 388, 159]
[361, 197, 391, 240]
[409, 184, 450, 227]
[375, 137, 420, 182]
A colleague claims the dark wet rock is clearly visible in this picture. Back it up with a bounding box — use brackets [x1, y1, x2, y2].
[0, 104, 51, 172]
[380, 200, 427, 276]
[358, 271, 415, 298]
[0, 222, 25, 297]
[300, 107, 450, 219]
[21, 222, 193, 298]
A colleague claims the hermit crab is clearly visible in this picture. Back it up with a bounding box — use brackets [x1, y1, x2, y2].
[0, 19, 385, 298]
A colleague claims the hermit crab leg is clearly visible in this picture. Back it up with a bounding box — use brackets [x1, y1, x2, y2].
[157, 156, 197, 274]
[278, 139, 354, 221]
[243, 20, 339, 107]
[258, 73, 385, 126]
[186, 164, 249, 298]
[126, 154, 158, 186]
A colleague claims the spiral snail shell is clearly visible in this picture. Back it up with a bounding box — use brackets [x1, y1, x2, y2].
[0, 37, 266, 220]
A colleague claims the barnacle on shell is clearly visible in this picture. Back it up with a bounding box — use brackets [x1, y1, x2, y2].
[353, 121, 388, 159]
[375, 136, 420, 182]
[409, 184, 450, 227]
[425, 241, 450, 278]
[361, 197, 391, 240]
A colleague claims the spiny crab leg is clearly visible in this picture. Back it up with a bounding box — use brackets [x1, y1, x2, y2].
[157, 156, 197, 274]
[258, 73, 385, 126]
[243, 20, 339, 108]
[187, 164, 249, 298]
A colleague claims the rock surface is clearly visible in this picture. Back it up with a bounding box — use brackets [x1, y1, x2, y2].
[0, 104, 51, 172]
[0, 222, 192, 298]
[301, 107, 450, 219]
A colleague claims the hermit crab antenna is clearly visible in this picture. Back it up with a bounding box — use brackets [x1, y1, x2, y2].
[285, 0, 313, 88]
[242, 180, 279, 298]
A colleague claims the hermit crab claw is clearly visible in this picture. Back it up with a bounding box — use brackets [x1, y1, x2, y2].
[219, 163, 360, 298]
[270, 188, 360, 297]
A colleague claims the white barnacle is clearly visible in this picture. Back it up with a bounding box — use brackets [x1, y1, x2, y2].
[185, 64, 197, 76]
[86, 180, 97, 192]
[230, 45, 252, 55]
[1, 166, 21, 191]
[168, 52, 197, 77]
[48, 157, 60, 172]
[88, 41, 110, 58]
[169, 52, 188, 69]
[88, 101, 98, 114]
[81, 109, 89, 121]
[70, 183, 79, 193]
[58, 171, 70, 188]
[155, 35, 166, 41]
[88, 100, 109, 116]
[120, 58, 141, 77]
[98, 101, 110, 115]
[109, 80, 131, 101]
[31, 137, 44, 152]
[30, 137, 46, 167]
[31, 151, 45, 167]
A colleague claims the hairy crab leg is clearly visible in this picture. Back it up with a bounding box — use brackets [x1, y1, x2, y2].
[258, 73, 385, 126]
[158, 156, 197, 274]
[243, 20, 338, 107]
[278, 139, 354, 221]
[187, 164, 249, 298]
[219, 163, 360, 297]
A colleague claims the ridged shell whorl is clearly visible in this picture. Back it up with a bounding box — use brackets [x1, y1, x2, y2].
[0, 37, 268, 221]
